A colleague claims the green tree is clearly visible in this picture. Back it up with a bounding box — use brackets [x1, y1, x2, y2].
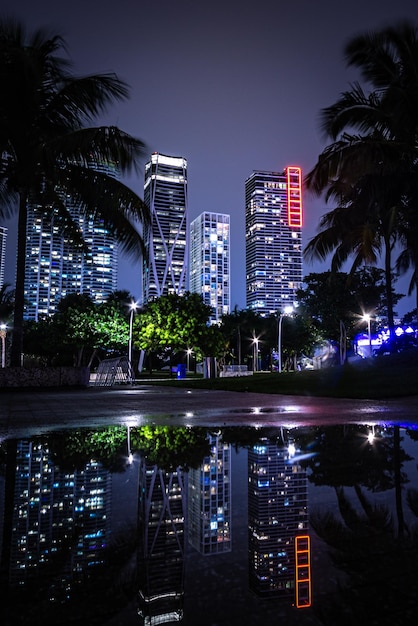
[23, 293, 130, 366]
[0, 18, 149, 365]
[220, 307, 266, 367]
[297, 269, 402, 344]
[134, 292, 222, 371]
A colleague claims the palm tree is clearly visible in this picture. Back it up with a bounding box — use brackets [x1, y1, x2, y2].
[0, 18, 150, 366]
[305, 22, 418, 333]
[0, 282, 14, 323]
[345, 23, 418, 321]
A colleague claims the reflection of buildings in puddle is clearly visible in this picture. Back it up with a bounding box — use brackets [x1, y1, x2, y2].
[248, 437, 311, 607]
[5, 439, 111, 595]
[137, 459, 186, 624]
[188, 432, 231, 555]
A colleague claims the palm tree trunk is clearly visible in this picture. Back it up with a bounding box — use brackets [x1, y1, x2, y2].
[383, 233, 395, 333]
[10, 194, 28, 367]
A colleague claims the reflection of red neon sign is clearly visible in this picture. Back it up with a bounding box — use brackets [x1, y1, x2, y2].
[295, 535, 311, 608]
[286, 166, 303, 227]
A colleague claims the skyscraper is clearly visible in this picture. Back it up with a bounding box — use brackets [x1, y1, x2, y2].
[188, 432, 231, 554]
[189, 211, 230, 323]
[245, 166, 303, 316]
[0, 226, 7, 289]
[248, 437, 309, 599]
[24, 165, 118, 321]
[143, 153, 188, 302]
[137, 456, 186, 624]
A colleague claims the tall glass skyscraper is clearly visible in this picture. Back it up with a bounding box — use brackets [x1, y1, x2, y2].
[189, 211, 230, 324]
[143, 153, 188, 302]
[248, 437, 309, 599]
[24, 165, 118, 321]
[245, 167, 303, 316]
[188, 432, 231, 554]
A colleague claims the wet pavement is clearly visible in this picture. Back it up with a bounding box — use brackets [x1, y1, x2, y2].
[1, 384, 418, 437]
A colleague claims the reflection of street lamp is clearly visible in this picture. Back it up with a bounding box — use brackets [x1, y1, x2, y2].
[128, 302, 138, 376]
[278, 306, 293, 373]
[0, 324, 7, 368]
[363, 313, 372, 357]
[127, 425, 133, 464]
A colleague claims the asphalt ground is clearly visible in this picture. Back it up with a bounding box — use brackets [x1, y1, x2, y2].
[1, 384, 418, 438]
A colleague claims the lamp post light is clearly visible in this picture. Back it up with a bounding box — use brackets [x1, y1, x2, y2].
[128, 302, 138, 377]
[363, 313, 372, 357]
[186, 348, 192, 372]
[278, 306, 294, 374]
[252, 335, 259, 372]
[0, 324, 7, 368]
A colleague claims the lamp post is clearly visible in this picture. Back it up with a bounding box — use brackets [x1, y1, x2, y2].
[0, 324, 6, 368]
[186, 348, 192, 372]
[278, 306, 293, 373]
[252, 336, 259, 372]
[128, 302, 137, 376]
[363, 313, 372, 357]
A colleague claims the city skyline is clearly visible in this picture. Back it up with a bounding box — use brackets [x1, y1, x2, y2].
[2, 0, 418, 316]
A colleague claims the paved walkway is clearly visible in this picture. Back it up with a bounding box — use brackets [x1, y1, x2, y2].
[1, 384, 418, 438]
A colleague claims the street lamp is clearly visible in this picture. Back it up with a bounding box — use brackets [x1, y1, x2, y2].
[128, 302, 138, 377]
[186, 348, 192, 372]
[278, 306, 293, 374]
[252, 334, 259, 372]
[363, 313, 372, 357]
[0, 324, 7, 368]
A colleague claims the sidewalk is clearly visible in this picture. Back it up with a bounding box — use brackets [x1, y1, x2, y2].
[2, 384, 418, 438]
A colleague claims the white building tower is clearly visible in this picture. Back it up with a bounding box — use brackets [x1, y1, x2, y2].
[189, 211, 230, 324]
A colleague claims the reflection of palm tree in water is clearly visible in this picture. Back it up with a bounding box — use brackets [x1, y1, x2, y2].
[310, 430, 418, 625]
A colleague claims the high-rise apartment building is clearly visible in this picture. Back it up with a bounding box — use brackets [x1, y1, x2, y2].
[188, 432, 231, 554]
[24, 167, 118, 320]
[0, 226, 6, 289]
[7, 439, 111, 590]
[143, 153, 188, 302]
[248, 437, 309, 599]
[24, 208, 117, 320]
[245, 166, 303, 316]
[189, 211, 230, 323]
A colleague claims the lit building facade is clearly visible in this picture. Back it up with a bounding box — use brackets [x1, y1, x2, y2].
[7, 439, 111, 590]
[24, 166, 118, 320]
[143, 153, 188, 303]
[189, 212, 230, 324]
[248, 437, 309, 599]
[188, 432, 231, 554]
[0, 226, 6, 289]
[245, 167, 303, 316]
[137, 457, 186, 624]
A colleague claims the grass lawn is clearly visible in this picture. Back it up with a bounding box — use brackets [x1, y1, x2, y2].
[138, 350, 418, 399]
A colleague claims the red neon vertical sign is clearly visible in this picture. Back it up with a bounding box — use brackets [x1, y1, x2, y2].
[295, 535, 312, 608]
[286, 166, 303, 227]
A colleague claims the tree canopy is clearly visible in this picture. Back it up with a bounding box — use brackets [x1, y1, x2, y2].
[305, 22, 418, 330]
[133, 292, 225, 369]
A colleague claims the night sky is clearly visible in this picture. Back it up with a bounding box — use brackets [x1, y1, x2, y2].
[2, 0, 418, 315]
